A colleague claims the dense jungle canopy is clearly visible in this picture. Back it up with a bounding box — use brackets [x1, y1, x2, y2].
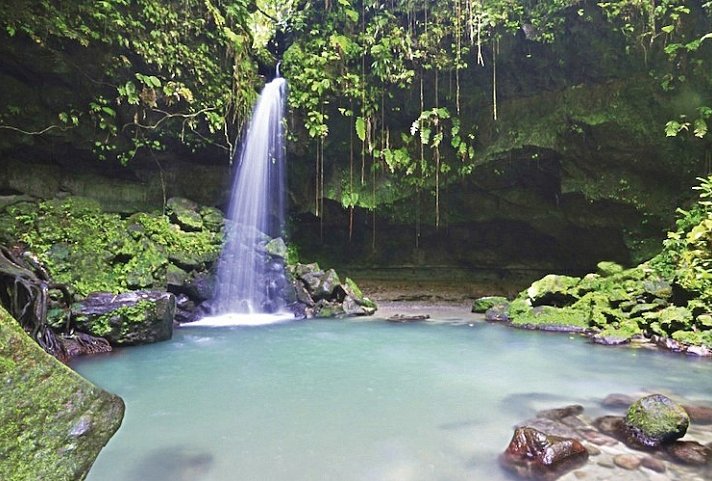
[0, 0, 711, 272]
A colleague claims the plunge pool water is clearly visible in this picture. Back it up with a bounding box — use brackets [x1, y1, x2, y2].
[73, 316, 712, 481]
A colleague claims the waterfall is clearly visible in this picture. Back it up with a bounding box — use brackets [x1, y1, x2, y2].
[212, 76, 288, 315]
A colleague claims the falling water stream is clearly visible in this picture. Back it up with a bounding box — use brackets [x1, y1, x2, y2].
[212, 75, 287, 316]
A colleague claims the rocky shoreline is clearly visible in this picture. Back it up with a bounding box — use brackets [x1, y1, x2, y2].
[501, 392, 712, 481]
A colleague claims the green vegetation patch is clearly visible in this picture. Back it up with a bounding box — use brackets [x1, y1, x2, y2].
[0, 197, 223, 296]
[508, 176, 712, 349]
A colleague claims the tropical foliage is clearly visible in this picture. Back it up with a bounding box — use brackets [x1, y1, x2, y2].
[0, 0, 259, 162]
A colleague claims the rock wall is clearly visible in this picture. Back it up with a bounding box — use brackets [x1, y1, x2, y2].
[0, 306, 124, 480]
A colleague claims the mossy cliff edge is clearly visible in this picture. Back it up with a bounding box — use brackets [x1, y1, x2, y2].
[479, 176, 712, 354]
[0, 306, 124, 480]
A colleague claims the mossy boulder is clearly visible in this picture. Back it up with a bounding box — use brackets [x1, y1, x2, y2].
[0, 306, 124, 481]
[596, 261, 624, 277]
[288, 263, 376, 318]
[72, 291, 175, 346]
[624, 394, 690, 448]
[166, 197, 203, 232]
[592, 319, 642, 345]
[199, 206, 224, 232]
[340, 277, 377, 316]
[265, 237, 288, 259]
[645, 306, 693, 337]
[0, 198, 222, 301]
[508, 298, 589, 332]
[472, 296, 509, 313]
[526, 275, 581, 307]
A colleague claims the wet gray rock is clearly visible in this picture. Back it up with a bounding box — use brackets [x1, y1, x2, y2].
[286, 263, 375, 318]
[184, 272, 216, 303]
[265, 237, 288, 258]
[641, 455, 666, 472]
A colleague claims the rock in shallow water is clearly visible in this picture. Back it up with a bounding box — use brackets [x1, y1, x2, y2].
[665, 441, 712, 465]
[624, 394, 690, 448]
[613, 454, 642, 470]
[683, 404, 712, 425]
[601, 393, 638, 409]
[500, 427, 589, 481]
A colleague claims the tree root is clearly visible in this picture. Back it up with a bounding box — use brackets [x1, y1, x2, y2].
[0, 244, 70, 361]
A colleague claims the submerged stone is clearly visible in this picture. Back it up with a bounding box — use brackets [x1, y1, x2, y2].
[683, 404, 712, 424]
[0, 306, 124, 481]
[665, 441, 712, 465]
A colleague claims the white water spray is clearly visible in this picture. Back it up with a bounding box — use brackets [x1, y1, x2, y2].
[210, 75, 288, 317]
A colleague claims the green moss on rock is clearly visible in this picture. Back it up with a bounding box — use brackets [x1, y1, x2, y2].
[526, 274, 581, 307]
[0, 197, 222, 296]
[624, 394, 689, 448]
[596, 261, 624, 277]
[472, 296, 509, 313]
[0, 306, 124, 481]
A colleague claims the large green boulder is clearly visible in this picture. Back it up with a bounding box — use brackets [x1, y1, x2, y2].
[166, 197, 203, 232]
[624, 394, 690, 448]
[526, 274, 581, 307]
[0, 306, 124, 481]
[472, 296, 509, 313]
[72, 291, 175, 346]
[595, 261, 624, 277]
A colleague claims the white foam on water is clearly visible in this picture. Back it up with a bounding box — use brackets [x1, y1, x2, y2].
[184, 312, 295, 327]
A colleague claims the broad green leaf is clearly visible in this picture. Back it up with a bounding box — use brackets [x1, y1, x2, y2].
[694, 118, 708, 138]
[420, 127, 431, 145]
[355, 117, 366, 142]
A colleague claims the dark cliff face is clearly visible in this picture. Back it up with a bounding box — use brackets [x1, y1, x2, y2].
[285, 9, 710, 280]
[1, 5, 709, 282]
